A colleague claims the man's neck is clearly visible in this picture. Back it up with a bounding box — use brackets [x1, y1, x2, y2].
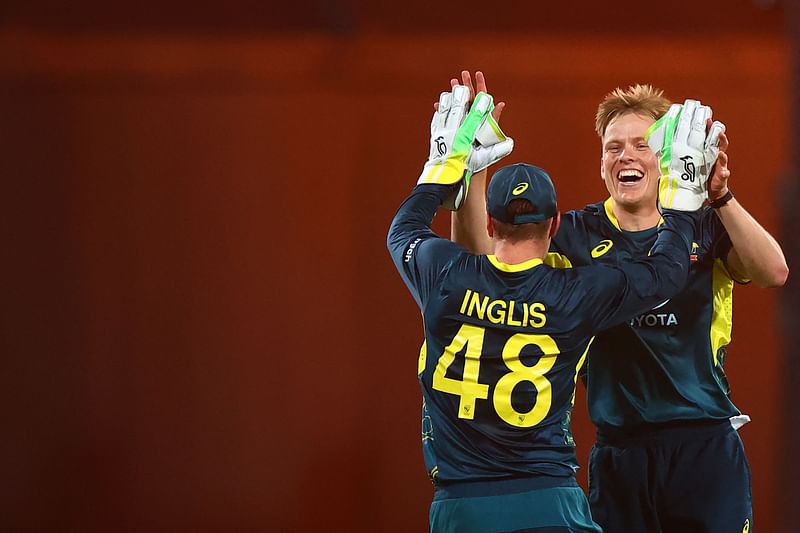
[611, 202, 661, 232]
[492, 240, 548, 265]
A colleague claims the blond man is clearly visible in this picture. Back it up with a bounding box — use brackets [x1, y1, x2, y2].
[453, 74, 788, 532]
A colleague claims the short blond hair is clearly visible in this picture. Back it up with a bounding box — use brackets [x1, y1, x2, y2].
[595, 84, 671, 138]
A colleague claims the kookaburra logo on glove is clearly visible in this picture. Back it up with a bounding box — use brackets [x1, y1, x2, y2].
[416, 85, 514, 211]
[435, 136, 446, 157]
[680, 155, 695, 183]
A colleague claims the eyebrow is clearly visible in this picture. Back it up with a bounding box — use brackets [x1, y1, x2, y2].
[604, 136, 646, 146]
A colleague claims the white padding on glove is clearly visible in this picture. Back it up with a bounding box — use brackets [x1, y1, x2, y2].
[646, 99, 726, 211]
[417, 87, 494, 186]
[416, 86, 495, 210]
[441, 114, 515, 211]
[466, 114, 514, 174]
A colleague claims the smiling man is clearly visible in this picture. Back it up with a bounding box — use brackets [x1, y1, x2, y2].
[452, 78, 789, 533]
[599, 103, 662, 228]
[539, 85, 787, 533]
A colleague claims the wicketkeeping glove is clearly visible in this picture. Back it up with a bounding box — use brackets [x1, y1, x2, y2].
[645, 99, 726, 211]
[417, 86, 495, 210]
[440, 114, 515, 211]
[467, 114, 515, 174]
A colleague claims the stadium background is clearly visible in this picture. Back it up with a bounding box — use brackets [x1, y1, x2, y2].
[3, 1, 798, 531]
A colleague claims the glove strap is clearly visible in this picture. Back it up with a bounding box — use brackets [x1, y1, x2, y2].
[709, 189, 734, 209]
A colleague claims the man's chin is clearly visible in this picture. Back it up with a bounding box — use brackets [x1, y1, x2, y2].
[613, 192, 650, 208]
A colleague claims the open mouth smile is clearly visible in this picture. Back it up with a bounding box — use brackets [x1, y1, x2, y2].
[618, 169, 644, 185]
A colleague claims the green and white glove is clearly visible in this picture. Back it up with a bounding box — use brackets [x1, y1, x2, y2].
[466, 114, 515, 174]
[645, 99, 725, 211]
[442, 113, 515, 211]
[417, 85, 494, 210]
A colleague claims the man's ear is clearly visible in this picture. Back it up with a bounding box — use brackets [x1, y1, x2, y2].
[486, 215, 494, 238]
[600, 156, 605, 181]
[548, 211, 561, 239]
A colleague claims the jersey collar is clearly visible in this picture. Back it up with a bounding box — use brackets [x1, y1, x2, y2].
[603, 197, 664, 231]
[487, 255, 544, 272]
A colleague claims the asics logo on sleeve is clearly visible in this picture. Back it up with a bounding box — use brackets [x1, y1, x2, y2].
[680, 155, 696, 182]
[435, 136, 446, 156]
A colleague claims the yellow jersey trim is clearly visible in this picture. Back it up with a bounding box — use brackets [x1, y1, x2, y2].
[603, 197, 664, 231]
[570, 336, 594, 406]
[487, 255, 544, 272]
[543, 252, 573, 269]
[603, 198, 622, 230]
[710, 258, 734, 366]
[418, 339, 427, 375]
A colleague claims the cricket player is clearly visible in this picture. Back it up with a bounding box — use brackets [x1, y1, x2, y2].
[388, 83, 719, 532]
[452, 73, 788, 532]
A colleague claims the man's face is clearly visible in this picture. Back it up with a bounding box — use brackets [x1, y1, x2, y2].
[600, 112, 659, 209]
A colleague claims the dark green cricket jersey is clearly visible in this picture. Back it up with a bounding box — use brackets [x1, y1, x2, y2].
[552, 198, 743, 431]
[388, 185, 695, 487]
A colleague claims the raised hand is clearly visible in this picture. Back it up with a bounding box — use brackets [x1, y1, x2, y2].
[417, 85, 494, 205]
[452, 71, 515, 175]
[450, 71, 505, 123]
[646, 99, 726, 211]
[707, 126, 731, 202]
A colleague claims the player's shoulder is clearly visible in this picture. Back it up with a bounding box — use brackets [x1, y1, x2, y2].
[555, 200, 608, 244]
[561, 201, 605, 223]
[541, 259, 625, 303]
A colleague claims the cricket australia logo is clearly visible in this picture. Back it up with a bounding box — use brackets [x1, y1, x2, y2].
[434, 136, 446, 157]
[680, 155, 695, 182]
[690, 241, 699, 262]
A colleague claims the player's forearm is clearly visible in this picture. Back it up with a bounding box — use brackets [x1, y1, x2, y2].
[645, 210, 696, 295]
[387, 185, 450, 263]
[451, 169, 492, 254]
[716, 198, 789, 287]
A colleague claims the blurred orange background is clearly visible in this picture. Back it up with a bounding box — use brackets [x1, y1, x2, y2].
[2, 1, 797, 531]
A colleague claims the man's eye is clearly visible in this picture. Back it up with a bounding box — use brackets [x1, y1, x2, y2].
[637, 143, 650, 150]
